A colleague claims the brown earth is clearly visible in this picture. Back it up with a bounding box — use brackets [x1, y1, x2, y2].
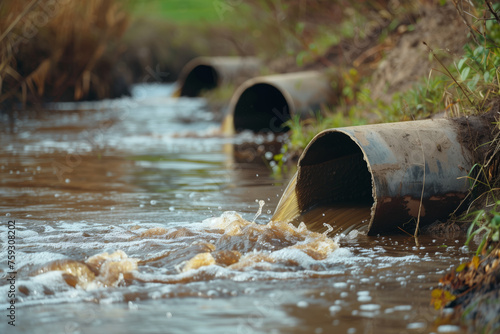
[367, 3, 469, 103]
[269, 3, 470, 107]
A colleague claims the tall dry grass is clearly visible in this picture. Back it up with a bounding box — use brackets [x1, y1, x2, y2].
[0, 0, 129, 108]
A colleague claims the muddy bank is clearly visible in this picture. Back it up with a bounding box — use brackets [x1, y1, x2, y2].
[366, 3, 469, 103]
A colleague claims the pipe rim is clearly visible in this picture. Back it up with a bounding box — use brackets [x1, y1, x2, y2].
[230, 80, 295, 132]
[297, 128, 377, 231]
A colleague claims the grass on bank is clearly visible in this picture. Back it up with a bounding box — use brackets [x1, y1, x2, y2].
[445, 1, 500, 256]
[127, 0, 221, 22]
[125, 0, 254, 23]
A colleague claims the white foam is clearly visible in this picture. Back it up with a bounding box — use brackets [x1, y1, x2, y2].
[333, 282, 348, 289]
[359, 304, 380, 311]
[407, 322, 427, 329]
[394, 305, 412, 311]
[270, 248, 314, 265]
[297, 301, 308, 308]
[10, 251, 69, 269]
[329, 305, 342, 314]
[437, 325, 461, 333]
[357, 296, 372, 303]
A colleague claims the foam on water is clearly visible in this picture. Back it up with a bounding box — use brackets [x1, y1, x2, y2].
[0, 84, 473, 333]
[0, 209, 436, 310]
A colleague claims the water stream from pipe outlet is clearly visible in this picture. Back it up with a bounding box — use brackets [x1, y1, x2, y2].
[0, 83, 469, 333]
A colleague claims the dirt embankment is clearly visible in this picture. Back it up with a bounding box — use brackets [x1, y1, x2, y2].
[367, 4, 469, 103]
[272, 3, 470, 107]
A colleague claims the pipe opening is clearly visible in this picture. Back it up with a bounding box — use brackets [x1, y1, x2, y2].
[180, 65, 219, 97]
[295, 131, 374, 232]
[233, 83, 291, 133]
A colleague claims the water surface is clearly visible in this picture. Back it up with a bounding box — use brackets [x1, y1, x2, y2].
[0, 84, 468, 333]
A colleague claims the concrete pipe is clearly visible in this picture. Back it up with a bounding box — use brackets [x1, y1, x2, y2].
[177, 57, 261, 97]
[272, 117, 490, 235]
[227, 71, 335, 133]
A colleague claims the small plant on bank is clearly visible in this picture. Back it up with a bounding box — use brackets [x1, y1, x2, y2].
[465, 201, 500, 256]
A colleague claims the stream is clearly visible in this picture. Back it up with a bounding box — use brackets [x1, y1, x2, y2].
[0, 83, 469, 333]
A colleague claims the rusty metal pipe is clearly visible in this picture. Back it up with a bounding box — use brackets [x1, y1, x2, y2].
[177, 57, 261, 97]
[227, 71, 335, 133]
[273, 118, 489, 235]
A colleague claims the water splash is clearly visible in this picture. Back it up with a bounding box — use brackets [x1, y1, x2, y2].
[252, 199, 265, 223]
[20, 211, 342, 299]
[27, 250, 138, 291]
[323, 223, 334, 235]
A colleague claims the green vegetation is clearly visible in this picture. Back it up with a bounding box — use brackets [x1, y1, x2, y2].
[432, 2, 500, 255]
[285, 72, 447, 152]
[466, 202, 500, 256]
[127, 0, 225, 22]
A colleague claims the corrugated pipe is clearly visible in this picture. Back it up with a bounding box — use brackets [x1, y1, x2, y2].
[226, 71, 335, 133]
[272, 117, 491, 235]
[176, 57, 261, 97]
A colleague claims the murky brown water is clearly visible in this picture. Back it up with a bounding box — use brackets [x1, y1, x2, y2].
[0, 84, 471, 333]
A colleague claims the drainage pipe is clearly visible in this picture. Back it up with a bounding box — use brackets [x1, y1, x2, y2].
[177, 57, 261, 97]
[272, 117, 490, 235]
[226, 71, 335, 133]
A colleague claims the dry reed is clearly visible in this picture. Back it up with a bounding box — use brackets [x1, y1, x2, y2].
[0, 0, 129, 107]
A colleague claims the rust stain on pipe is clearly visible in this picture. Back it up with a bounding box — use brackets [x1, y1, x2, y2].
[227, 71, 335, 133]
[272, 117, 491, 235]
[177, 57, 261, 97]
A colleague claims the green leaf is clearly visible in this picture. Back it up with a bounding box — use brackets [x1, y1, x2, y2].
[473, 46, 484, 57]
[296, 51, 307, 67]
[456, 262, 467, 272]
[461, 67, 470, 81]
[492, 215, 500, 227]
[295, 22, 305, 34]
[467, 73, 480, 90]
[484, 71, 490, 83]
[458, 58, 467, 71]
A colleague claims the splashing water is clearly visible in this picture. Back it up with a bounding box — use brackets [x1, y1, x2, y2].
[12, 211, 340, 300]
[323, 223, 334, 235]
[0, 83, 471, 334]
[252, 199, 266, 222]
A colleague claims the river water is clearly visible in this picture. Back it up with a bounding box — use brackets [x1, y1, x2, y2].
[0, 84, 470, 333]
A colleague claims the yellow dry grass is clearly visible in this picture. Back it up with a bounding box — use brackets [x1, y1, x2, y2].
[0, 0, 129, 106]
